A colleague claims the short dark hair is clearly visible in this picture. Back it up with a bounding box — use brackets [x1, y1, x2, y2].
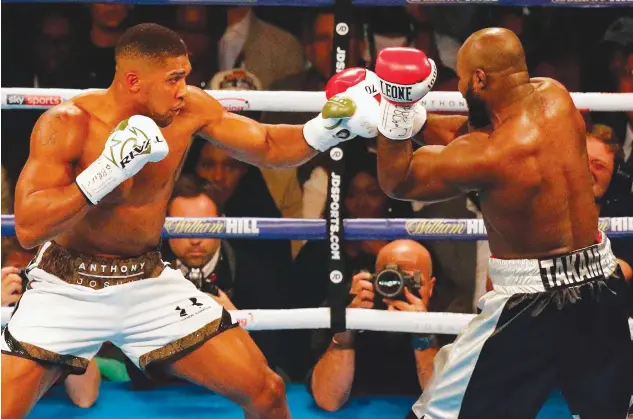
[588, 123, 624, 161]
[169, 174, 223, 214]
[115, 23, 187, 62]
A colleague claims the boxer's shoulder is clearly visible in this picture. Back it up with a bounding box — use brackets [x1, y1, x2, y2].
[531, 77, 574, 106]
[32, 101, 90, 153]
[185, 86, 223, 115]
[530, 77, 567, 91]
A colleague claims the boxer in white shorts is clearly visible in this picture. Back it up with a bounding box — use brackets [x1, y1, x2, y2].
[3, 241, 230, 374]
[2, 23, 377, 418]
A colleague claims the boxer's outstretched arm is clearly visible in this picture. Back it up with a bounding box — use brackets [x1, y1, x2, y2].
[191, 88, 317, 169]
[14, 106, 90, 248]
[377, 132, 499, 202]
[413, 114, 469, 146]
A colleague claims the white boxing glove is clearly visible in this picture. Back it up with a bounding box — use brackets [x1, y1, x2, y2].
[75, 115, 169, 204]
[303, 87, 380, 152]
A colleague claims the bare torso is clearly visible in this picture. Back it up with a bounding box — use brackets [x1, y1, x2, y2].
[478, 79, 598, 258]
[55, 90, 206, 256]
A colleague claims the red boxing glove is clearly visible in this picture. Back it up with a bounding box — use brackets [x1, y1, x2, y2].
[375, 47, 437, 140]
[325, 67, 381, 101]
[303, 68, 381, 152]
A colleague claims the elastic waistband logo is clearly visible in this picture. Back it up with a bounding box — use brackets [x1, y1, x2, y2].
[538, 247, 604, 290]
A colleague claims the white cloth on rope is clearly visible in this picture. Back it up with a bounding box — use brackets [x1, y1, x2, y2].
[2, 88, 633, 112]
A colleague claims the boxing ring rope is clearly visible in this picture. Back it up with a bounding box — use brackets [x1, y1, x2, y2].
[2, 215, 633, 240]
[2, 59, 633, 340]
[3, 88, 633, 112]
[2, 215, 633, 336]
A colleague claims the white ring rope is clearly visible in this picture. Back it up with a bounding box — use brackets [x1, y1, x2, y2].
[2, 307, 632, 338]
[2, 87, 632, 339]
[3, 88, 633, 112]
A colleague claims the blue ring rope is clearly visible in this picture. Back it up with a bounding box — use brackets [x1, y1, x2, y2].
[2, 215, 631, 240]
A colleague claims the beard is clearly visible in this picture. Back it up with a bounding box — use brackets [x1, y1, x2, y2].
[465, 82, 491, 129]
[149, 111, 173, 128]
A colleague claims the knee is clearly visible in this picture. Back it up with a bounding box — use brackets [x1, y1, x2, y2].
[249, 369, 285, 413]
[70, 392, 98, 409]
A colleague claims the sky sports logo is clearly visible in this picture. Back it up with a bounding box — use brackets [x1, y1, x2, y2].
[6, 95, 62, 106]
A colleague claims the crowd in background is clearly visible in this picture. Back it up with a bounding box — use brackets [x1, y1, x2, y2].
[1, 3, 632, 411]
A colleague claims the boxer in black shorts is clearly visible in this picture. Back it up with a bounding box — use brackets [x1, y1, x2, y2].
[375, 29, 632, 418]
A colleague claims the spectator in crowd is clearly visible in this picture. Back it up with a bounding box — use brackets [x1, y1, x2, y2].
[586, 124, 633, 280]
[583, 16, 633, 161]
[173, 5, 219, 89]
[167, 175, 237, 311]
[81, 4, 133, 87]
[609, 18, 633, 164]
[32, 10, 88, 88]
[532, 25, 582, 93]
[403, 6, 458, 91]
[309, 240, 470, 411]
[189, 139, 297, 300]
[260, 11, 367, 220]
[208, 68, 304, 258]
[262, 11, 364, 126]
[217, 6, 304, 88]
[167, 172, 287, 310]
[404, 5, 473, 73]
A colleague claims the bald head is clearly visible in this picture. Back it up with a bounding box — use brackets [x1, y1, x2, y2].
[376, 240, 432, 279]
[456, 28, 530, 127]
[458, 28, 527, 75]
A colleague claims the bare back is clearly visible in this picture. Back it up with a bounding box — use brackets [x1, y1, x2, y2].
[16, 89, 212, 257]
[479, 79, 598, 258]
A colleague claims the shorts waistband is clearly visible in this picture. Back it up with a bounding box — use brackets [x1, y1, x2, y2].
[488, 232, 618, 294]
[29, 241, 165, 290]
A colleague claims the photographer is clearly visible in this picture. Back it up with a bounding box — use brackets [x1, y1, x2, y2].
[308, 240, 470, 412]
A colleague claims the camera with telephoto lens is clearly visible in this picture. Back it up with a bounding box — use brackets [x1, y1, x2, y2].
[370, 264, 421, 310]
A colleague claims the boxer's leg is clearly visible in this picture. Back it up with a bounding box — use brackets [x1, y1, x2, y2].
[118, 266, 288, 419]
[559, 270, 632, 419]
[1, 353, 63, 419]
[414, 290, 558, 419]
[166, 326, 288, 419]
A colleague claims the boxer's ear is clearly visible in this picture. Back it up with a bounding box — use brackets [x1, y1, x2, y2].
[472, 69, 487, 92]
[126, 72, 141, 93]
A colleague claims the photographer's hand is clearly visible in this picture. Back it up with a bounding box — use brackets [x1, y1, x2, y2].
[384, 288, 427, 312]
[1, 267, 23, 307]
[348, 272, 374, 309]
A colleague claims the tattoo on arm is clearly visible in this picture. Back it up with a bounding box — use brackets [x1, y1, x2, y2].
[40, 115, 62, 146]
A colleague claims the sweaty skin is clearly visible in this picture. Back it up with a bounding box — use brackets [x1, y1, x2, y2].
[378, 28, 597, 259]
[8, 49, 305, 419]
[14, 56, 316, 256]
